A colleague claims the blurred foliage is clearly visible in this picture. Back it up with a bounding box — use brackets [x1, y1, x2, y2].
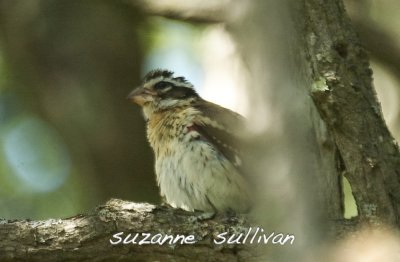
[0, 1, 209, 220]
[140, 17, 205, 87]
[0, 0, 154, 219]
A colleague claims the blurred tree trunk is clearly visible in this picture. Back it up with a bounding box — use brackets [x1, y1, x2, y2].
[227, 0, 341, 260]
[229, 5, 400, 260]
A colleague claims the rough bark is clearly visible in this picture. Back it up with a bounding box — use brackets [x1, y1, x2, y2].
[299, 0, 400, 224]
[0, 199, 255, 262]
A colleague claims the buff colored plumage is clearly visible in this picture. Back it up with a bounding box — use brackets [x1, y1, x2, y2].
[128, 69, 250, 213]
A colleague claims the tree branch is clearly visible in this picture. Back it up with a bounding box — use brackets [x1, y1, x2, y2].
[0, 199, 254, 261]
[132, 0, 400, 89]
[300, 0, 400, 224]
[130, 0, 229, 23]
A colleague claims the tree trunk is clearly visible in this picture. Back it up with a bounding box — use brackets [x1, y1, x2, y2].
[297, 0, 400, 224]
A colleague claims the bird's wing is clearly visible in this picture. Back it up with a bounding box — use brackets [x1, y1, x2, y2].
[192, 99, 247, 172]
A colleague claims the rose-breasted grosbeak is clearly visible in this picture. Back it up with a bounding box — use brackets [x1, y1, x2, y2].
[128, 69, 250, 213]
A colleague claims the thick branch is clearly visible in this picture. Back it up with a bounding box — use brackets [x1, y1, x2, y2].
[0, 199, 254, 261]
[130, 0, 229, 23]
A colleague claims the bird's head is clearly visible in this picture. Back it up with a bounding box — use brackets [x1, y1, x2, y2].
[128, 69, 199, 118]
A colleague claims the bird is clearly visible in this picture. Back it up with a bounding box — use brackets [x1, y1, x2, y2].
[128, 69, 250, 213]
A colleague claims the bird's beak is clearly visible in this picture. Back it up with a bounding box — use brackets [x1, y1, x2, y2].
[127, 87, 155, 106]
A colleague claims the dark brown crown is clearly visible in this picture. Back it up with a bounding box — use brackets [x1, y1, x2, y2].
[143, 69, 190, 85]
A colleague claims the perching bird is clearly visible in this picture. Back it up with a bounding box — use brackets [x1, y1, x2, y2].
[128, 69, 250, 213]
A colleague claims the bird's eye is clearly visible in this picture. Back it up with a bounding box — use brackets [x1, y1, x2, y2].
[154, 81, 170, 90]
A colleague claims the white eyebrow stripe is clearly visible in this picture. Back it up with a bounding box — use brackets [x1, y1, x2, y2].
[164, 79, 193, 88]
[143, 77, 163, 88]
[162, 86, 172, 92]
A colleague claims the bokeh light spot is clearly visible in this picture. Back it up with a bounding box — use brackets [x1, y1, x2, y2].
[3, 117, 70, 192]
